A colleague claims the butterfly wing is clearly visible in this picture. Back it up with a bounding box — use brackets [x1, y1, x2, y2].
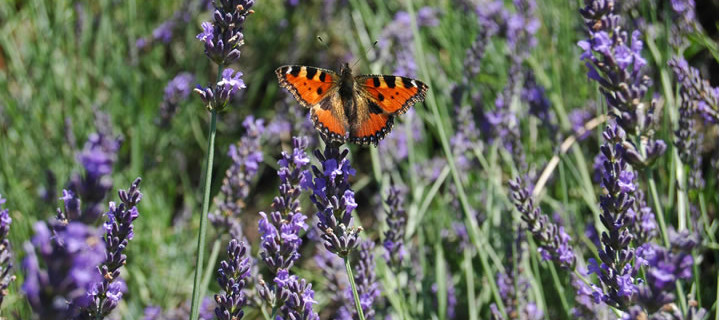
[356, 75, 428, 115]
[276, 65, 339, 107]
[348, 75, 428, 145]
[276, 65, 348, 143]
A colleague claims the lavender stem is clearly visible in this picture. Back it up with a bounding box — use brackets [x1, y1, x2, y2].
[190, 105, 219, 320]
[344, 255, 366, 320]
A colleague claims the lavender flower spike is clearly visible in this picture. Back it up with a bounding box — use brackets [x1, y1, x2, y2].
[196, 0, 255, 66]
[382, 186, 407, 268]
[22, 222, 106, 320]
[508, 177, 576, 269]
[307, 145, 362, 257]
[258, 136, 311, 273]
[215, 239, 251, 320]
[80, 177, 143, 318]
[589, 123, 637, 309]
[157, 72, 195, 127]
[0, 195, 14, 307]
[66, 110, 122, 223]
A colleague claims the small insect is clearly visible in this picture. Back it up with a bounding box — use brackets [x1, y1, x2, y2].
[276, 63, 428, 146]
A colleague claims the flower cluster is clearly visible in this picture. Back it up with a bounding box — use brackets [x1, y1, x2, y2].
[382, 186, 407, 268]
[256, 136, 318, 318]
[195, 0, 255, 111]
[79, 178, 143, 318]
[0, 195, 14, 307]
[508, 177, 576, 269]
[263, 270, 319, 320]
[210, 116, 265, 236]
[578, 0, 666, 167]
[215, 239, 251, 320]
[669, 0, 698, 48]
[195, 68, 247, 111]
[196, 0, 255, 66]
[157, 72, 195, 127]
[632, 229, 695, 312]
[258, 136, 311, 273]
[22, 222, 106, 319]
[66, 111, 123, 223]
[588, 123, 638, 309]
[307, 145, 362, 257]
[669, 58, 718, 186]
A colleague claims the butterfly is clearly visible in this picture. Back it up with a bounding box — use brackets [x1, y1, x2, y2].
[276, 63, 428, 146]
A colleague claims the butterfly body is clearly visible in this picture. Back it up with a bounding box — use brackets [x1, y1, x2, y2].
[276, 63, 428, 146]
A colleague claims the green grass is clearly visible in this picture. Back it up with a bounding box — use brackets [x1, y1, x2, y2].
[0, 0, 717, 319]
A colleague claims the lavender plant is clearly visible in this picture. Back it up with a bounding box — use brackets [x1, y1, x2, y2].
[79, 177, 143, 318]
[157, 72, 195, 127]
[191, 0, 255, 318]
[0, 195, 14, 308]
[382, 186, 407, 268]
[255, 136, 319, 319]
[22, 221, 105, 319]
[508, 177, 576, 269]
[588, 123, 638, 309]
[215, 239, 251, 320]
[66, 111, 123, 223]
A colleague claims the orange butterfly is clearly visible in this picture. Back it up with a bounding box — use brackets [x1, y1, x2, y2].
[276, 63, 428, 146]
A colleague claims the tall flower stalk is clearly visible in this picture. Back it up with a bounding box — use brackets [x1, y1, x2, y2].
[191, 0, 255, 319]
[306, 143, 365, 319]
[80, 178, 143, 318]
[255, 136, 319, 319]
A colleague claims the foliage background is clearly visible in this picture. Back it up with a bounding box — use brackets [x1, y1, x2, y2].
[0, 0, 717, 319]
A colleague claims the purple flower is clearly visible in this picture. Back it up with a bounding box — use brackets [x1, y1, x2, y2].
[258, 136, 311, 273]
[381, 186, 407, 267]
[307, 145, 362, 257]
[215, 239, 251, 320]
[568, 104, 596, 141]
[196, 69, 247, 111]
[79, 178, 142, 318]
[66, 110, 123, 223]
[0, 195, 14, 307]
[196, 0, 255, 65]
[508, 177, 576, 269]
[578, 0, 667, 165]
[589, 123, 639, 309]
[22, 221, 106, 319]
[195, 0, 255, 111]
[258, 270, 319, 320]
[157, 72, 195, 127]
[210, 116, 265, 235]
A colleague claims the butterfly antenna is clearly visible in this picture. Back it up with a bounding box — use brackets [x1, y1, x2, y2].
[351, 40, 379, 69]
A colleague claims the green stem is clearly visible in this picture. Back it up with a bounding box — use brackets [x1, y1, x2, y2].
[189, 109, 218, 320]
[345, 255, 366, 320]
[404, 0, 506, 314]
